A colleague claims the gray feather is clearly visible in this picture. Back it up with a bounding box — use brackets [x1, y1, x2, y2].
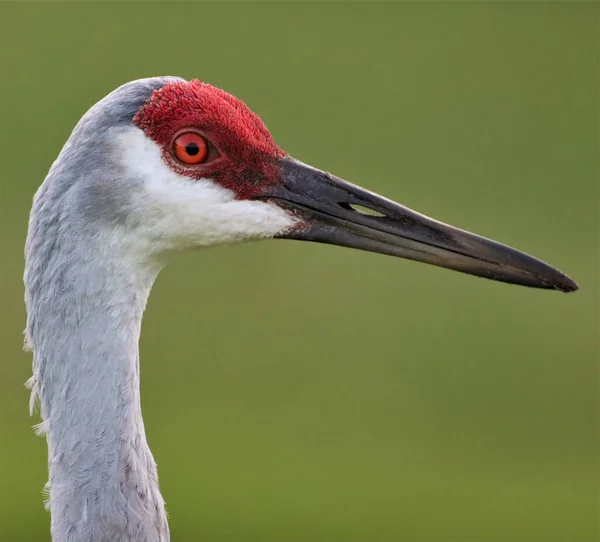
[24, 77, 184, 542]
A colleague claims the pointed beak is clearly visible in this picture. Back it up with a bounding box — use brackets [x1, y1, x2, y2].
[257, 158, 577, 292]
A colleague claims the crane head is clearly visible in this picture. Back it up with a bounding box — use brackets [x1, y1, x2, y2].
[51, 76, 577, 292]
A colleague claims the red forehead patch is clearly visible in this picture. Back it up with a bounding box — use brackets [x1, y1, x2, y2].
[134, 80, 286, 198]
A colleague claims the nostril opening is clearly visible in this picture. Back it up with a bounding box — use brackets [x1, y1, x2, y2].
[339, 202, 387, 218]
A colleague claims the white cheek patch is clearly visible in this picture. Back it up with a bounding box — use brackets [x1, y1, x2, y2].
[115, 126, 300, 252]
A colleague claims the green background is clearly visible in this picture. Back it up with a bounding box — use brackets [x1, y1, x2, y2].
[0, 2, 597, 541]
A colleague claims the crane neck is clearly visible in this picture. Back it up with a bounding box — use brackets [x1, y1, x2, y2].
[25, 234, 169, 542]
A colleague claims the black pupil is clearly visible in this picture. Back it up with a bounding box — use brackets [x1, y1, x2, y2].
[186, 142, 199, 156]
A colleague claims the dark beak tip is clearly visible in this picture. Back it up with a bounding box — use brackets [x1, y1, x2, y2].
[538, 267, 578, 293]
[555, 275, 579, 293]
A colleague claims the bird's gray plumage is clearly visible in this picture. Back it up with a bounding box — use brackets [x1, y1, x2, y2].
[25, 77, 185, 542]
[25, 72, 577, 542]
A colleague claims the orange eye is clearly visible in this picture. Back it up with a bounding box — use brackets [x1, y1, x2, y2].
[173, 132, 209, 165]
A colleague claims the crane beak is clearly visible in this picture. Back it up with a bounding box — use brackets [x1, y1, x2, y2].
[257, 158, 577, 292]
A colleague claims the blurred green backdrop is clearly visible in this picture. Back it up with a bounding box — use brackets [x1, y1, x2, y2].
[0, 2, 597, 542]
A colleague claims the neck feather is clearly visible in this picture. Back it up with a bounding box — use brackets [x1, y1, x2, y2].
[25, 225, 169, 542]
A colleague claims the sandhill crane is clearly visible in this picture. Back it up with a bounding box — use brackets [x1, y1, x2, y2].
[24, 76, 577, 542]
